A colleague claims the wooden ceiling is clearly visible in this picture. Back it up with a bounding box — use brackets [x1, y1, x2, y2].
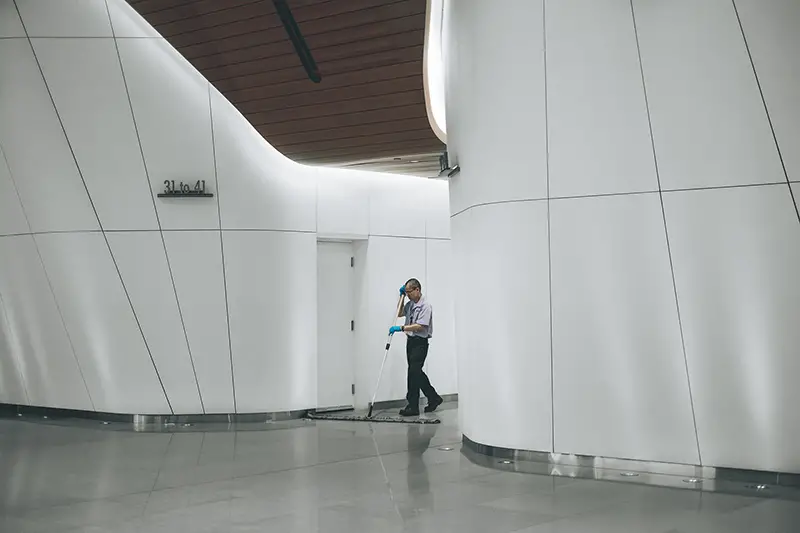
[127, 0, 445, 176]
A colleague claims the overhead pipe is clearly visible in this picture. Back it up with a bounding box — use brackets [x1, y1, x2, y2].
[273, 0, 321, 83]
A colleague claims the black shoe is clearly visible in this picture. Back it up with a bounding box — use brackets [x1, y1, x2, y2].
[424, 397, 443, 413]
[399, 406, 420, 417]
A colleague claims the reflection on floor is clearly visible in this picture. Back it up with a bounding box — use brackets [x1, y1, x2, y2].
[0, 403, 798, 532]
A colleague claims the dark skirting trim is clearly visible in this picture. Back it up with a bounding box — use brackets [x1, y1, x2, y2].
[0, 402, 306, 427]
[462, 435, 800, 498]
[0, 394, 458, 430]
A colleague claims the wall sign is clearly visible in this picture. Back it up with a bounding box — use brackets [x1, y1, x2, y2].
[157, 180, 214, 198]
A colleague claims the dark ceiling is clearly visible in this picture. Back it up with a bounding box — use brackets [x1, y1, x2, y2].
[127, 0, 445, 176]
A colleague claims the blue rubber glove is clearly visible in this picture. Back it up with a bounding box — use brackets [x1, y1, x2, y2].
[399, 285, 406, 295]
[389, 326, 403, 335]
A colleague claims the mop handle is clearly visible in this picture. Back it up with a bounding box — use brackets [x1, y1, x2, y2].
[369, 293, 405, 407]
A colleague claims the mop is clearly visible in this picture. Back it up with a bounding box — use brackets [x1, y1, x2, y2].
[306, 292, 441, 425]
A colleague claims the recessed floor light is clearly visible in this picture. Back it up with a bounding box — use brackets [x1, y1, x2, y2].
[746, 484, 769, 491]
[438, 446, 454, 451]
[620, 472, 639, 477]
[499, 460, 513, 465]
[683, 478, 701, 484]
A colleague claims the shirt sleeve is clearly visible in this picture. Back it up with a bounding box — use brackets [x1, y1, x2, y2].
[414, 303, 432, 326]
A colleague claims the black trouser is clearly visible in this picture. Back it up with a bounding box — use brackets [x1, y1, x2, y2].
[406, 336, 440, 408]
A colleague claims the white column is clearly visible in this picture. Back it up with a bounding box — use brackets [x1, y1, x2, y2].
[446, 0, 800, 472]
[446, 0, 553, 453]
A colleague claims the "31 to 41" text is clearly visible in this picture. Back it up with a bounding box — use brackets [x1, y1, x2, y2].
[158, 180, 213, 198]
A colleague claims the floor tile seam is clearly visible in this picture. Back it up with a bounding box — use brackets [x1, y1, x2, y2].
[3, 437, 465, 515]
[495, 493, 653, 533]
[2, 443, 174, 516]
[132, 477, 440, 531]
[0, 420, 160, 446]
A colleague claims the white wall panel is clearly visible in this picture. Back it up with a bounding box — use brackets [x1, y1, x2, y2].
[16, 0, 111, 37]
[459, 201, 552, 452]
[117, 39, 219, 230]
[0, 146, 29, 236]
[0, 39, 98, 233]
[352, 240, 369, 406]
[449, 209, 471, 430]
[107, 232, 202, 414]
[107, 0, 161, 38]
[446, 0, 547, 212]
[0, 235, 93, 410]
[550, 194, 698, 464]
[35, 232, 170, 414]
[425, 179, 451, 239]
[424, 239, 456, 396]
[162, 231, 234, 413]
[632, 0, 783, 190]
[211, 89, 316, 232]
[0, 292, 29, 405]
[316, 168, 370, 238]
[32, 38, 158, 231]
[368, 176, 427, 238]
[735, 0, 800, 183]
[546, 0, 657, 197]
[224, 231, 317, 412]
[664, 185, 800, 472]
[0, 0, 25, 37]
[354, 236, 426, 406]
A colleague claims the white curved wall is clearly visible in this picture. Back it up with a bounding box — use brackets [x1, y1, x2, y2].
[0, 0, 456, 415]
[423, 0, 447, 143]
[447, 0, 800, 472]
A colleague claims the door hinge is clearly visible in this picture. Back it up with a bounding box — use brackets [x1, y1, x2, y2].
[351, 383, 355, 395]
[350, 320, 354, 331]
[350, 256, 354, 267]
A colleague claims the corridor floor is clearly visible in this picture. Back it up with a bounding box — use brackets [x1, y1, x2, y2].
[0, 404, 798, 532]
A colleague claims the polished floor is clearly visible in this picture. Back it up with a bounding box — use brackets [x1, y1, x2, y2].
[0, 404, 798, 532]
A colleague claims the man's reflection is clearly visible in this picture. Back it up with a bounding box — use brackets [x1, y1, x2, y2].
[404, 423, 438, 515]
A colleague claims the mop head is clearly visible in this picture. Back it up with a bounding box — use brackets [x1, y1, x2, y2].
[305, 411, 441, 424]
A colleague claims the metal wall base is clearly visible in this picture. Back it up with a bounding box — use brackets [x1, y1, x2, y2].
[0, 395, 458, 431]
[0, 402, 308, 430]
[462, 435, 800, 500]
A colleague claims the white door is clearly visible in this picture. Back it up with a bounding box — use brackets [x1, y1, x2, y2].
[317, 241, 355, 410]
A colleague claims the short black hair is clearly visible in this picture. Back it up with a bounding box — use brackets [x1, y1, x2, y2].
[405, 278, 421, 291]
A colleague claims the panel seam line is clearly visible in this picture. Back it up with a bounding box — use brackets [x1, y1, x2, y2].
[731, 0, 800, 226]
[209, 83, 239, 413]
[0, 141, 32, 405]
[105, 0, 205, 413]
[542, 0, 555, 454]
[18, 1, 172, 414]
[12, 0, 99, 411]
[630, 0, 702, 464]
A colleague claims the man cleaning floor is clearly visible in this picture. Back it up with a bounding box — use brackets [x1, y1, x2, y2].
[390, 278, 443, 417]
